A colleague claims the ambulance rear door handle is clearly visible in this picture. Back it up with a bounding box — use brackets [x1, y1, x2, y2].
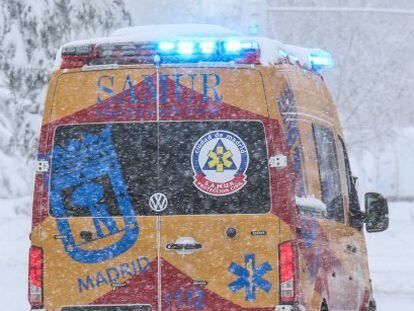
[165, 236, 203, 255]
[166, 243, 202, 250]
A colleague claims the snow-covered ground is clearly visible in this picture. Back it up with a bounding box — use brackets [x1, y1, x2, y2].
[0, 197, 31, 310]
[366, 201, 414, 310]
[1, 200, 413, 310]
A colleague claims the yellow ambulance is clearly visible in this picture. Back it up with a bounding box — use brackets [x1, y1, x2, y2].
[28, 24, 389, 311]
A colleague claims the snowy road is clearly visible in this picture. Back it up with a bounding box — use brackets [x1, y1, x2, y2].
[366, 202, 414, 310]
[1, 200, 413, 310]
[0, 197, 31, 310]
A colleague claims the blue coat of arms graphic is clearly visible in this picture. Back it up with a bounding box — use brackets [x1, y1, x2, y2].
[50, 125, 139, 264]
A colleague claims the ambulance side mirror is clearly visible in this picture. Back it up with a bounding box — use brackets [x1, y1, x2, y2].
[364, 192, 389, 233]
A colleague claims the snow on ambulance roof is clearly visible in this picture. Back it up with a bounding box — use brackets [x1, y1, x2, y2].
[111, 24, 241, 39]
[55, 24, 333, 72]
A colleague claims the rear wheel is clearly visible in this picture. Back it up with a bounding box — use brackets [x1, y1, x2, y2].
[368, 301, 377, 311]
[320, 299, 329, 311]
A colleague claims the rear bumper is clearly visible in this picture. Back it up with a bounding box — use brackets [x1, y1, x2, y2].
[31, 307, 152, 311]
[33, 309, 305, 311]
[275, 305, 306, 311]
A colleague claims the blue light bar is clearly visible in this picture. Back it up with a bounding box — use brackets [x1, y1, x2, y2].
[309, 50, 334, 71]
[158, 41, 175, 52]
[177, 42, 194, 55]
[154, 39, 259, 63]
[224, 41, 242, 53]
[200, 41, 216, 54]
[241, 41, 258, 50]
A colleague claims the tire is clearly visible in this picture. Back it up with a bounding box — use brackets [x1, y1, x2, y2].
[321, 299, 329, 311]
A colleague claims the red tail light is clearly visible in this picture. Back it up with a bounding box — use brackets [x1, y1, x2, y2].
[28, 246, 43, 308]
[278, 241, 297, 303]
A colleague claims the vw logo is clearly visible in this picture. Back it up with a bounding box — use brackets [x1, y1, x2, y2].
[149, 193, 168, 212]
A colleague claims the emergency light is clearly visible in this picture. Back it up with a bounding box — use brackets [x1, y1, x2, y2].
[309, 50, 334, 72]
[224, 41, 242, 53]
[59, 29, 334, 74]
[61, 39, 261, 68]
[158, 41, 175, 52]
[159, 40, 218, 55]
[279, 48, 334, 73]
[177, 41, 194, 55]
[157, 39, 259, 61]
[200, 41, 216, 54]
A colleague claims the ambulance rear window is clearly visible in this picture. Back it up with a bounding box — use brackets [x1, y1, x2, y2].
[50, 121, 271, 217]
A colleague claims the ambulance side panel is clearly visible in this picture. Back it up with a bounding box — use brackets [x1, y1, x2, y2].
[271, 67, 373, 311]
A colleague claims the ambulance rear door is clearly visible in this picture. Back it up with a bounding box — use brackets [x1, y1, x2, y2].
[45, 68, 159, 310]
[155, 67, 280, 310]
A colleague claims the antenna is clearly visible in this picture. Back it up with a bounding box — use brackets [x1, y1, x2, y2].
[241, 0, 268, 35]
[154, 54, 161, 67]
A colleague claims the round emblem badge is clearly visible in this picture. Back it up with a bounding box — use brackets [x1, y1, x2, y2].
[191, 130, 249, 196]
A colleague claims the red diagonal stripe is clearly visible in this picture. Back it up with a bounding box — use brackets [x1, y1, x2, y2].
[92, 258, 275, 310]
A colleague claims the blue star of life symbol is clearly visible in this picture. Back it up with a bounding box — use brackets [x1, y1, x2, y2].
[228, 253, 272, 301]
